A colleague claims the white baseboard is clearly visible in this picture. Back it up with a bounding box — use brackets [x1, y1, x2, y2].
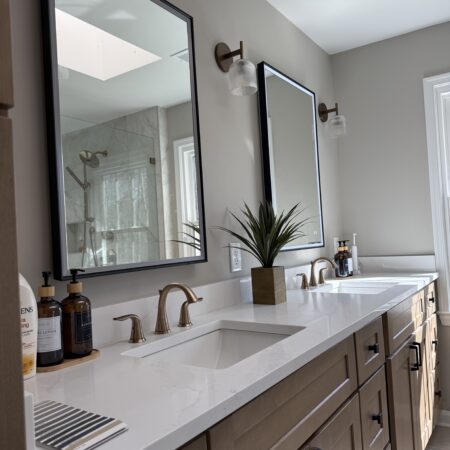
[438, 410, 450, 427]
[438, 312, 450, 327]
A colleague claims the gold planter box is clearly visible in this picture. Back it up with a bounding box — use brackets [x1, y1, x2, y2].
[251, 266, 286, 305]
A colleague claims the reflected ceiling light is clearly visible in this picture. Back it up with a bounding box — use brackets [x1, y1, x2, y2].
[214, 41, 257, 96]
[171, 48, 190, 63]
[318, 102, 347, 138]
[55, 9, 161, 81]
[106, 10, 138, 20]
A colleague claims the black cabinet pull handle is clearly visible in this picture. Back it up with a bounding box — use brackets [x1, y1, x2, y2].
[429, 296, 435, 304]
[436, 390, 442, 398]
[410, 343, 420, 371]
[415, 342, 423, 367]
[372, 413, 383, 425]
[368, 342, 380, 354]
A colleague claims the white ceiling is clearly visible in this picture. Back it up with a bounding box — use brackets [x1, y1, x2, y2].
[56, 0, 192, 130]
[267, 0, 450, 54]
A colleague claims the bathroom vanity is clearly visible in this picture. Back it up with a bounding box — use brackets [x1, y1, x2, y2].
[200, 280, 439, 450]
[25, 273, 439, 450]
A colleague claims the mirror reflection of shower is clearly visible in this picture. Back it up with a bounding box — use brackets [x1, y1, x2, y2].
[66, 150, 108, 267]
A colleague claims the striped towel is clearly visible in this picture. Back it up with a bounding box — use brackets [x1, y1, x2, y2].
[34, 400, 128, 450]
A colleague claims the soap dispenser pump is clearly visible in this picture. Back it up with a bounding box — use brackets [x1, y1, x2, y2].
[61, 269, 93, 358]
[37, 271, 63, 367]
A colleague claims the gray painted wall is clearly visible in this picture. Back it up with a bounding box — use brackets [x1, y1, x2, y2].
[332, 22, 450, 257]
[10, 0, 341, 307]
[332, 22, 450, 409]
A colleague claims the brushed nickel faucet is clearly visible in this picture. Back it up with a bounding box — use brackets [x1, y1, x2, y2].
[113, 314, 146, 343]
[310, 257, 337, 288]
[155, 283, 203, 334]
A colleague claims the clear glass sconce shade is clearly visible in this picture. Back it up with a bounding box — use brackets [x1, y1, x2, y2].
[227, 59, 258, 96]
[327, 115, 347, 138]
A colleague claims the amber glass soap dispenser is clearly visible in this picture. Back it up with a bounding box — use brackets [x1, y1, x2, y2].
[62, 269, 93, 358]
[334, 240, 354, 278]
[37, 271, 63, 366]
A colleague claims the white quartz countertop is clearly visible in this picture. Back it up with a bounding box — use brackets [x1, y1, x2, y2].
[25, 272, 438, 450]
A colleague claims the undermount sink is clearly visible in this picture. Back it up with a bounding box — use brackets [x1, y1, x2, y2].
[123, 320, 304, 369]
[313, 280, 397, 295]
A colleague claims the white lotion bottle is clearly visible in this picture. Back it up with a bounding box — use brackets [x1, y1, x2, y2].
[352, 233, 360, 275]
[19, 273, 38, 379]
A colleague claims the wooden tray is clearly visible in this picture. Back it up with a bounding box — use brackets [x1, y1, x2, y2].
[37, 349, 100, 373]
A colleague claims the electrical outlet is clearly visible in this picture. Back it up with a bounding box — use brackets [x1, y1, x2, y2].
[229, 243, 242, 272]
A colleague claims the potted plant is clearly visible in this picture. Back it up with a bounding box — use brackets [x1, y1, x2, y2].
[216, 201, 308, 305]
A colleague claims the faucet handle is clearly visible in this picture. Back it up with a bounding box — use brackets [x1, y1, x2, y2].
[113, 314, 146, 343]
[296, 273, 309, 290]
[318, 268, 328, 285]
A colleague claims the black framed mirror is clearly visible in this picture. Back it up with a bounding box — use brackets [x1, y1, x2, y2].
[41, 0, 206, 280]
[257, 62, 324, 251]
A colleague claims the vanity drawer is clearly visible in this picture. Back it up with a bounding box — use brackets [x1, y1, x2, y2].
[426, 282, 437, 316]
[208, 336, 357, 450]
[179, 434, 208, 450]
[383, 296, 415, 355]
[412, 290, 426, 329]
[301, 394, 362, 450]
[355, 317, 385, 385]
[359, 366, 390, 450]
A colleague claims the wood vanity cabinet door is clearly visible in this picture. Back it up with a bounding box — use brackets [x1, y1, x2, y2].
[427, 313, 438, 370]
[178, 434, 208, 450]
[354, 317, 385, 385]
[411, 322, 431, 450]
[301, 394, 362, 450]
[431, 367, 442, 430]
[426, 314, 440, 433]
[208, 336, 357, 450]
[359, 366, 389, 450]
[386, 338, 416, 450]
[383, 296, 415, 355]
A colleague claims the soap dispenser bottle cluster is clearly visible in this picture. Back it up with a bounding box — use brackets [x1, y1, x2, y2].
[334, 240, 353, 278]
[33, 269, 93, 371]
[333, 233, 360, 278]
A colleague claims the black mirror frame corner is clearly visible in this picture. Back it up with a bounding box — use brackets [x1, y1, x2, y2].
[256, 61, 325, 252]
[40, 0, 207, 280]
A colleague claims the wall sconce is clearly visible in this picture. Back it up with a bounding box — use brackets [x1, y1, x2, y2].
[318, 102, 347, 138]
[214, 41, 257, 96]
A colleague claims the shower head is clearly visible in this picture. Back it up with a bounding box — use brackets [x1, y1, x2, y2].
[79, 150, 108, 168]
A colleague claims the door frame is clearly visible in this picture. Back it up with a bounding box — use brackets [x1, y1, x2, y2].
[423, 72, 450, 324]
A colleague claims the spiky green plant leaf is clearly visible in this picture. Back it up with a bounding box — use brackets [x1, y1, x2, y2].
[215, 200, 310, 268]
[171, 222, 202, 251]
